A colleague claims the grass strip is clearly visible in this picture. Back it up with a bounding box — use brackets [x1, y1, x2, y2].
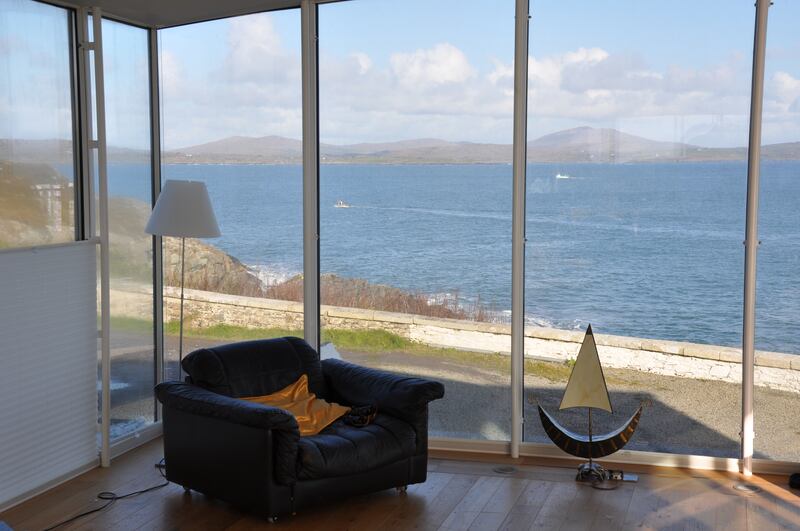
[110, 316, 579, 382]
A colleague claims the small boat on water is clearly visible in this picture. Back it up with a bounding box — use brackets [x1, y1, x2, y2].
[334, 200, 351, 208]
[555, 173, 571, 179]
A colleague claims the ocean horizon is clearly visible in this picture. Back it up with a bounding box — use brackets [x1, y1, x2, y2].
[106, 160, 800, 355]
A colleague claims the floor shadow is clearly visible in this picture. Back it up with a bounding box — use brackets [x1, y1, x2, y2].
[97, 338, 800, 529]
[341, 349, 797, 461]
[101, 335, 800, 462]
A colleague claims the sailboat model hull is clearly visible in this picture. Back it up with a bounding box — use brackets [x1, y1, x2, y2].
[538, 405, 643, 459]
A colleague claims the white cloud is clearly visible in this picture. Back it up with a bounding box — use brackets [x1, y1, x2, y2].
[155, 17, 798, 148]
[0, 33, 74, 140]
[6, 9, 800, 149]
[760, 72, 800, 144]
[516, 47, 756, 146]
[769, 71, 800, 110]
[315, 43, 515, 144]
[770, 72, 800, 99]
[225, 14, 283, 81]
[160, 13, 303, 148]
[159, 51, 182, 98]
[351, 52, 372, 75]
[487, 59, 513, 87]
[390, 43, 476, 87]
[74, 9, 789, 148]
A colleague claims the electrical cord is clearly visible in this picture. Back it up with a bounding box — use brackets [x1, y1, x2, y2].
[41, 459, 169, 531]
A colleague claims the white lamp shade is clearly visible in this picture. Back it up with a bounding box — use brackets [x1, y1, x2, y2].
[145, 180, 221, 238]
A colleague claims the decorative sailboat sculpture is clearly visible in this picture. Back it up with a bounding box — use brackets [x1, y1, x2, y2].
[538, 324, 643, 482]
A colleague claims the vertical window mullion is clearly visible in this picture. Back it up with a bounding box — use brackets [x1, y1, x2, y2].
[301, 0, 321, 352]
[740, 0, 771, 477]
[149, 27, 164, 422]
[511, 0, 530, 459]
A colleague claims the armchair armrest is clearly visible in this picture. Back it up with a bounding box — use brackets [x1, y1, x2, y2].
[321, 359, 444, 423]
[155, 381, 299, 434]
[156, 381, 300, 486]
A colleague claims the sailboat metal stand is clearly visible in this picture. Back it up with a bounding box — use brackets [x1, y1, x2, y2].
[576, 461, 608, 482]
[574, 409, 638, 486]
[576, 408, 608, 482]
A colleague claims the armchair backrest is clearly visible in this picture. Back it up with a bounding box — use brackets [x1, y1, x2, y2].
[181, 336, 327, 398]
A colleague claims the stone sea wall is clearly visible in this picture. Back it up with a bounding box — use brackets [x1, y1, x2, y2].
[110, 286, 800, 394]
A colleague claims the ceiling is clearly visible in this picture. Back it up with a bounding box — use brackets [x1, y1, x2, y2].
[65, 0, 326, 29]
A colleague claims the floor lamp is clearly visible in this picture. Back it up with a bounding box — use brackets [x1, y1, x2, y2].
[146, 180, 220, 377]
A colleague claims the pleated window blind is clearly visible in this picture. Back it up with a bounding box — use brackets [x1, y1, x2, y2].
[0, 242, 98, 510]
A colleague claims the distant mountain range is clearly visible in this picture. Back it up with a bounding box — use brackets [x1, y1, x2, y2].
[165, 127, 800, 164]
[3, 127, 800, 165]
[0, 138, 149, 164]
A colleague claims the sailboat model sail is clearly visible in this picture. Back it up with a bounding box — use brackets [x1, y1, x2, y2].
[538, 324, 642, 461]
[559, 324, 612, 413]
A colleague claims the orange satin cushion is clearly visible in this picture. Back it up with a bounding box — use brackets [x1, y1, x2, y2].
[241, 374, 349, 436]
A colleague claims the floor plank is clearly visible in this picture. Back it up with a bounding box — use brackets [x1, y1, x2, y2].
[380, 471, 454, 530]
[439, 475, 505, 530]
[530, 481, 578, 529]
[386, 473, 479, 530]
[555, 483, 604, 531]
[622, 480, 671, 530]
[467, 511, 508, 531]
[2, 438, 799, 531]
[588, 484, 635, 531]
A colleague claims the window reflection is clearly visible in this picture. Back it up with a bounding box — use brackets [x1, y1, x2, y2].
[0, 0, 76, 248]
[523, 0, 755, 458]
[103, 18, 156, 440]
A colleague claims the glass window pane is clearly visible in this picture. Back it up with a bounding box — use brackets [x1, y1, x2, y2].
[103, 18, 155, 440]
[0, 0, 76, 247]
[320, 0, 514, 441]
[754, 0, 800, 462]
[524, 0, 753, 458]
[159, 10, 303, 379]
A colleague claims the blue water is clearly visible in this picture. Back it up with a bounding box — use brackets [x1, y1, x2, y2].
[106, 161, 800, 354]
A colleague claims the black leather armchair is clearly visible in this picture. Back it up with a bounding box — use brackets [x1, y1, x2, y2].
[155, 336, 444, 519]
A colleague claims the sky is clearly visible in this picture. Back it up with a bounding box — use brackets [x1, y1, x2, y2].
[2, 0, 800, 150]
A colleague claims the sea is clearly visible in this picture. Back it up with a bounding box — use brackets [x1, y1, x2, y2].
[106, 161, 800, 354]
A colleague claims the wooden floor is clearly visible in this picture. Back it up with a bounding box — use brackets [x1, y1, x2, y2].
[2, 438, 799, 531]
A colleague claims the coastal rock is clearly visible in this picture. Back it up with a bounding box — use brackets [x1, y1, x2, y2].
[104, 195, 266, 297]
[266, 273, 473, 320]
[163, 237, 266, 297]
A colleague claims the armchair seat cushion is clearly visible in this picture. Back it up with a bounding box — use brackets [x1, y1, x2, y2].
[297, 413, 416, 480]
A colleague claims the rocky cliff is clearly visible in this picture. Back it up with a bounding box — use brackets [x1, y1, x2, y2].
[163, 237, 266, 297]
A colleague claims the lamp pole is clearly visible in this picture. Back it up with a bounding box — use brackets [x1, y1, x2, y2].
[146, 180, 220, 381]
